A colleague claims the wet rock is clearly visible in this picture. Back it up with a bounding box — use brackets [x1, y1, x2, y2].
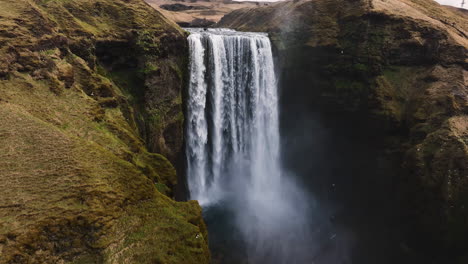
[219, 0, 467, 262]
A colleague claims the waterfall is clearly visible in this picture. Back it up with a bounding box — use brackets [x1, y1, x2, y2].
[186, 28, 279, 204]
[186, 28, 314, 263]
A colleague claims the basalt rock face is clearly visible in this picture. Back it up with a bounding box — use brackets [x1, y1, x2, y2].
[219, 0, 467, 262]
[0, 0, 209, 263]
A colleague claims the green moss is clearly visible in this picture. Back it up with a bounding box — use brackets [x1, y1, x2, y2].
[382, 66, 417, 97]
[139, 63, 159, 75]
[39, 48, 59, 56]
[155, 183, 171, 196]
[354, 63, 369, 73]
[0, 0, 200, 262]
[170, 61, 184, 81]
[175, 107, 185, 123]
[105, 198, 210, 264]
[134, 151, 177, 188]
[98, 66, 143, 102]
[333, 79, 366, 92]
[136, 30, 161, 54]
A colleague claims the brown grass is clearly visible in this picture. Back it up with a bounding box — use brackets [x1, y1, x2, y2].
[0, 0, 209, 262]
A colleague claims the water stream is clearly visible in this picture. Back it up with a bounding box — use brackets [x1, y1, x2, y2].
[185, 28, 316, 263]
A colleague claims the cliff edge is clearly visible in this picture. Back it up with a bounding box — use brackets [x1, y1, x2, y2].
[0, 0, 209, 263]
[219, 0, 467, 262]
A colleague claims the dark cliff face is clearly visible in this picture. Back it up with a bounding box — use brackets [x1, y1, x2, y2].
[218, 0, 467, 262]
[0, 0, 209, 263]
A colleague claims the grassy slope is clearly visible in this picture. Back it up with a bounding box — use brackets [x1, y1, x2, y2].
[0, 0, 209, 263]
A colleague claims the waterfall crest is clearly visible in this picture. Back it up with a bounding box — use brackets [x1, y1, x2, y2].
[186, 28, 313, 263]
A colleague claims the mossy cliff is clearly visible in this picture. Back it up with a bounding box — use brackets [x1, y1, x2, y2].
[0, 0, 209, 263]
[219, 0, 467, 262]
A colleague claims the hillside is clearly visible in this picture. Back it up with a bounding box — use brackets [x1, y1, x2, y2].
[0, 0, 209, 263]
[145, 0, 266, 27]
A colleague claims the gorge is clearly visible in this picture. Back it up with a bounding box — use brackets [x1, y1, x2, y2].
[216, 0, 468, 263]
[0, 0, 466, 263]
[185, 28, 314, 263]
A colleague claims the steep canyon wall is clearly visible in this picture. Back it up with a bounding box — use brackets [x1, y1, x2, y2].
[218, 0, 468, 262]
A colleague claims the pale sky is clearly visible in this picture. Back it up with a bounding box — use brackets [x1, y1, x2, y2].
[236, 0, 467, 9]
[435, 0, 466, 9]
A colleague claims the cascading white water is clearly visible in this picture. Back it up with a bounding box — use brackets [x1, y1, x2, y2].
[186, 28, 314, 263]
[186, 28, 279, 205]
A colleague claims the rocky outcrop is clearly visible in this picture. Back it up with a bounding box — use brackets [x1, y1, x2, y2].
[160, 3, 209, 11]
[0, 0, 209, 263]
[219, 0, 467, 262]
